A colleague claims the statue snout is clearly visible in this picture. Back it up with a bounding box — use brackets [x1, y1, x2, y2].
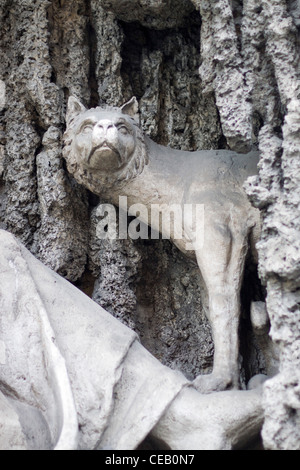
[92, 120, 118, 147]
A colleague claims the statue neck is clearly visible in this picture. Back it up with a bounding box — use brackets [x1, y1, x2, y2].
[104, 136, 185, 209]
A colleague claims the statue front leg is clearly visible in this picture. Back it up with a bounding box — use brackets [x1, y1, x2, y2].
[191, 224, 248, 393]
[193, 286, 241, 393]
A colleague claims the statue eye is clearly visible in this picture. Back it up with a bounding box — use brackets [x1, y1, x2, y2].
[81, 123, 94, 134]
[118, 125, 129, 135]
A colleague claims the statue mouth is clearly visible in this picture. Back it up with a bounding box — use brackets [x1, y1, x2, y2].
[87, 142, 122, 171]
[88, 142, 120, 161]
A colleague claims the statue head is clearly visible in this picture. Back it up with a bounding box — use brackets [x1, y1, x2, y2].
[63, 96, 148, 193]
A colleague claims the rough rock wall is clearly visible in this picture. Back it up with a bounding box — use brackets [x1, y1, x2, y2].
[0, 0, 299, 449]
[245, 0, 300, 450]
[0, 0, 90, 280]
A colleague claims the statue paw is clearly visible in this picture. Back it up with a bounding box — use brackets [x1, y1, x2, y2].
[193, 372, 236, 394]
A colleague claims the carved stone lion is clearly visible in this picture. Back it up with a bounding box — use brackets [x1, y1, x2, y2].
[63, 96, 261, 393]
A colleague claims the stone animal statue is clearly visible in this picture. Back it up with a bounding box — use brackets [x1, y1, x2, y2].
[63, 96, 261, 393]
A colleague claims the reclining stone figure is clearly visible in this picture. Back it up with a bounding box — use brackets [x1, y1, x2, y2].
[63, 96, 261, 393]
[0, 229, 264, 450]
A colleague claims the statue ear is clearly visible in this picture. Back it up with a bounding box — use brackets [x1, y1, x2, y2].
[121, 96, 139, 123]
[66, 96, 87, 127]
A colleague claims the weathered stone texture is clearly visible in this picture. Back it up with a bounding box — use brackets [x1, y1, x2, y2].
[243, 0, 300, 450]
[195, 0, 253, 153]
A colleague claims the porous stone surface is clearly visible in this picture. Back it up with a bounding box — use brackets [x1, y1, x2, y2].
[0, 0, 299, 449]
[101, 0, 195, 29]
[243, 0, 300, 450]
